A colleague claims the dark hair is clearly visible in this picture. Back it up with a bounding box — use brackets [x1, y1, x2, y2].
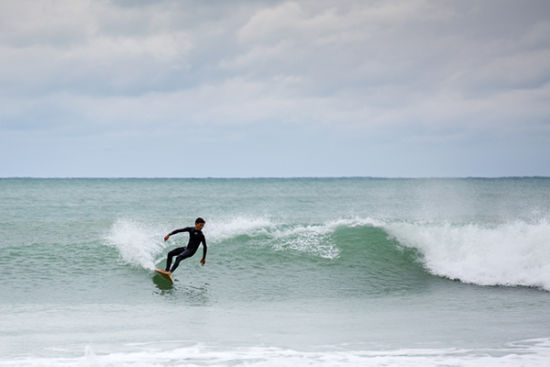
[195, 217, 205, 224]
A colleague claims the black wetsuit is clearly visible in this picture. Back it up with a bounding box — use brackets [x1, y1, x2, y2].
[165, 227, 207, 273]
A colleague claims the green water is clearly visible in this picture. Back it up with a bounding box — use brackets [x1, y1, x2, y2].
[1, 178, 550, 366]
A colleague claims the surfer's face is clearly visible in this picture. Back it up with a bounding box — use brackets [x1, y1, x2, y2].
[195, 222, 205, 230]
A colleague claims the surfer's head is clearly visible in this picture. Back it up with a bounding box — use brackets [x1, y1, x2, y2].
[195, 217, 205, 230]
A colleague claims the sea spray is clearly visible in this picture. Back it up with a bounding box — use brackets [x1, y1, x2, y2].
[105, 219, 166, 270]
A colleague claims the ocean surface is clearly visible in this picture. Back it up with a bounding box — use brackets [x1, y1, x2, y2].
[1, 177, 550, 366]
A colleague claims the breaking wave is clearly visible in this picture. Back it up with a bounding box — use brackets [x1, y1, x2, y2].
[105, 215, 550, 291]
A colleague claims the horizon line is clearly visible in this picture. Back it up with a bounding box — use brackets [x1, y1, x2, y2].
[2, 176, 550, 180]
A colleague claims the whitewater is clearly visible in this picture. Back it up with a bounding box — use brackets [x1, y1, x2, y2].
[1, 177, 550, 366]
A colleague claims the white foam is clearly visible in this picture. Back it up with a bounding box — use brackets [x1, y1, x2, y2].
[264, 217, 387, 259]
[269, 222, 341, 259]
[105, 219, 166, 270]
[204, 216, 383, 260]
[383, 218, 550, 290]
[206, 216, 343, 259]
[272, 217, 382, 259]
[2, 339, 550, 367]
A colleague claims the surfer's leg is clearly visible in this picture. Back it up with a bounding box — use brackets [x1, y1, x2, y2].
[169, 251, 193, 273]
[165, 247, 186, 272]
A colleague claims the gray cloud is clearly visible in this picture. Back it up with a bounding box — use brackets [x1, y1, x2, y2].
[1, 0, 549, 176]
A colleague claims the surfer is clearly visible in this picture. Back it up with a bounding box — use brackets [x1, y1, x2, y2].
[163, 217, 207, 274]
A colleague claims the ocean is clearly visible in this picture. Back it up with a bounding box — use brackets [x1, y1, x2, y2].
[1, 177, 550, 366]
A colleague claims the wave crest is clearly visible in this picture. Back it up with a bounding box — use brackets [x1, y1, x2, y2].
[383, 218, 550, 290]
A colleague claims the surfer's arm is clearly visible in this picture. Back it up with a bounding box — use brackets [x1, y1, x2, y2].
[200, 238, 207, 266]
[164, 227, 191, 241]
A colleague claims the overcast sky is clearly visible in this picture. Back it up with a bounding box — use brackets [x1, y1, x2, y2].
[1, 0, 549, 177]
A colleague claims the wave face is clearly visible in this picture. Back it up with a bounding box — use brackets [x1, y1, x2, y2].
[105, 213, 550, 292]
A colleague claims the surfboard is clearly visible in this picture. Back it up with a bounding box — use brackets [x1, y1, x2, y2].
[154, 269, 174, 284]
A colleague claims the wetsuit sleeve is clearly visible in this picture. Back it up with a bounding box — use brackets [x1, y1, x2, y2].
[202, 236, 207, 259]
[168, 227, 191, 236]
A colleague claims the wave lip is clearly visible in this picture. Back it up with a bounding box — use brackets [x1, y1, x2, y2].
[207, 216, 274, 242]
[383, 218, 550, 291]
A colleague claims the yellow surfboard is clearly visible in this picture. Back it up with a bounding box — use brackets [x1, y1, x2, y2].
[154, 269, 174, 284]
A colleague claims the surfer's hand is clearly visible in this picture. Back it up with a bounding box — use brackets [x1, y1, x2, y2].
[164, 234, 170, 242]
[200, 258, 205, 266]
